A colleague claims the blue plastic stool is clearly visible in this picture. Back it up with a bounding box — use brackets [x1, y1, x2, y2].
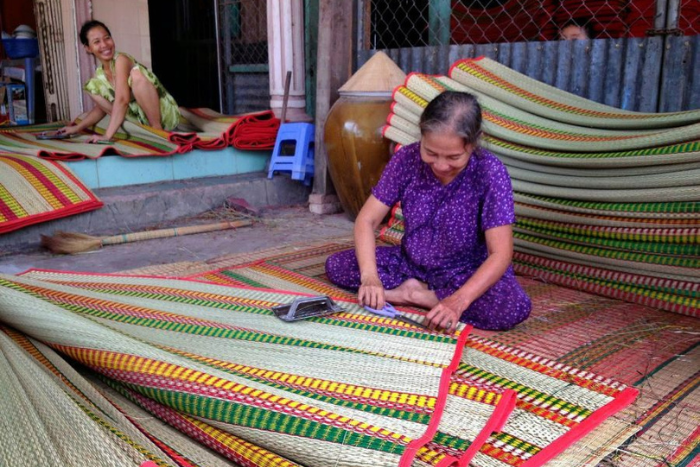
[267, 123, 315, 185]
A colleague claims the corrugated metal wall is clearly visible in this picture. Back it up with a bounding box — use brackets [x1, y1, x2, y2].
[357, 35, 700, 112]
[659, 35, 700, 112]
[231, 73, 270, 114]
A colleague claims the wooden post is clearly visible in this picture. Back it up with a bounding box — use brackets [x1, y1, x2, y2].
[311, 0, 354, 207]
[428, 0, 451, 46]
[267, 0, 311, 121]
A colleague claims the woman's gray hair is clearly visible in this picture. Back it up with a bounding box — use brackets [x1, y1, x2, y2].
[419, 91, 482, 146]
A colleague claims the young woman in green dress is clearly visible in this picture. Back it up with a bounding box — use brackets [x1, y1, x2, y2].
[60, 20, 180, 143]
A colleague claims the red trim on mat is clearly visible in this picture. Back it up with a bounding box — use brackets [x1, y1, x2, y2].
[447, 56, 486, 77]
[37, 145, 180, 161]
[457, 388, 517, 466]
[392, 83, 405, 99]
[399, 325, 473, 466]
[519, 387, 639, 467]
[0, 199, 103, 234]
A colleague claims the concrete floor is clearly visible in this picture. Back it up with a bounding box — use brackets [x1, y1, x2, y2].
[0, 206, 354, 275]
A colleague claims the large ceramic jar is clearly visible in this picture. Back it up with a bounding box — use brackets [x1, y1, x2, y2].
[324, 91, 393, 219]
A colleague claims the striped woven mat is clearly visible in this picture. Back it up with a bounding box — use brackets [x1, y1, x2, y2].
[163, 238, 698, 467]
[0, 153, 102, 235]
[0, 325, 244, 466]
[0, 109, 279, 161]
[0, 271, 513, 467]
[379, 205, 698, 317]
[390, 76, 700, 169]
[449, 57, 700, 129]
[6, 264, 638, 467]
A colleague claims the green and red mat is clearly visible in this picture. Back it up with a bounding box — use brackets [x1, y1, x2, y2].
[182, 239, 699, 467]
[0, 153, 102, 235]
[0, 108, 280, 161]
[2, 236, 697, 466]
[379, 205, 698, 317]
[0, 257, 638, 467]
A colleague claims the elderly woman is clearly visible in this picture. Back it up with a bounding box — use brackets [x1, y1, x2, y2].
[60, 20, 180, 142]
[325, 91, 531, 331]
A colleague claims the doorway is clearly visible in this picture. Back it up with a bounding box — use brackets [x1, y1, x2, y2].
[147, 0, 221, 111]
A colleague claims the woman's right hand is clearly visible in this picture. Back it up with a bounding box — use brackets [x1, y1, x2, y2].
[358, 273, 385, 310]
[59, 125, 81, 136]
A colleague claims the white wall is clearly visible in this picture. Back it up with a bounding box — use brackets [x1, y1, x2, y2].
[60, 0, 152, 119]
[92, 0, 152, 68]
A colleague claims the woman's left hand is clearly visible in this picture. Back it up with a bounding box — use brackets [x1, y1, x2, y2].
[86, 134, 114, 144]
[425, 295, 465, 332]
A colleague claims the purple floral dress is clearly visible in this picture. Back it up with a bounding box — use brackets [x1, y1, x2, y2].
[325, 142, 531, 331]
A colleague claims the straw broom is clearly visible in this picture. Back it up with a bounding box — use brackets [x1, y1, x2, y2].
[41, 220, 253, 254]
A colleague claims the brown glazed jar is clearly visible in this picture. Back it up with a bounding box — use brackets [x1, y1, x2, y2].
[324, 91, 393, 219]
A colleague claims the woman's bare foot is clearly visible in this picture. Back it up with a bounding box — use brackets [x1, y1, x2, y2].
[385, 278, 439, 309]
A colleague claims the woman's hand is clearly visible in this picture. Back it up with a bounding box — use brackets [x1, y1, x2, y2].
[59, 125, 81, 136]
[425, 294, 466, 332]
[86, 134, 114, 144]
[358, 273, 385, 310]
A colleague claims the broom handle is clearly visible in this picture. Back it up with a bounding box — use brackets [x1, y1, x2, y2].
[280, 70, 292, 123]
[100, 220, 253, 246]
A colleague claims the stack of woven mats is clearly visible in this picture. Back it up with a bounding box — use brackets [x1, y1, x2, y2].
[381, 56, 700, 318]
[0, 108, 280, 161]
[0, 257, 640, 467]
[0, 153, 102, 234]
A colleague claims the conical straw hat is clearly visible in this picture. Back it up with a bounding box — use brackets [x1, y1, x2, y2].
[339, 51, 406, 95]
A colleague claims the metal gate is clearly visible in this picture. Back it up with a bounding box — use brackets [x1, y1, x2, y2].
[356, 0, 700, 112]
[216, 0, 270, 115]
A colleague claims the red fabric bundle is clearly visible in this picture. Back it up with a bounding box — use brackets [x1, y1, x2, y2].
[169, 109, 280, 151]
[229, 111, 281, 150]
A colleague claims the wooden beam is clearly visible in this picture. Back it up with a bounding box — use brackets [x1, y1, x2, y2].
[312, 0, 354, 196]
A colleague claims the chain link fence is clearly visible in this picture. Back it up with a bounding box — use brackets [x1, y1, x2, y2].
[217, 0, 269, 114]
[362, 0, 699, 49]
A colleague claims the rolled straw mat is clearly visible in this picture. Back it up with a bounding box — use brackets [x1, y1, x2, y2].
[449, 57, 700, 129]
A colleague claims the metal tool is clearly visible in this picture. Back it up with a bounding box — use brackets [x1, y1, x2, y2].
[364, 303, 427, 329]
[272, 295, 345, 322]
[36, 131, 72, 140]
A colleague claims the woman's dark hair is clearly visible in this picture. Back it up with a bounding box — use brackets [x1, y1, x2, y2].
[419, 91, 482, 146]
[560, 18, 595, 39]
[79, 20, 111, 46]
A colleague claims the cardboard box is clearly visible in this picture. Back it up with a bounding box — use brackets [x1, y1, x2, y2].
[2, 66, 26, 82]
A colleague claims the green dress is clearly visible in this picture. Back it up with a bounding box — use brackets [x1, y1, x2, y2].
[83, 52, 181, 131]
